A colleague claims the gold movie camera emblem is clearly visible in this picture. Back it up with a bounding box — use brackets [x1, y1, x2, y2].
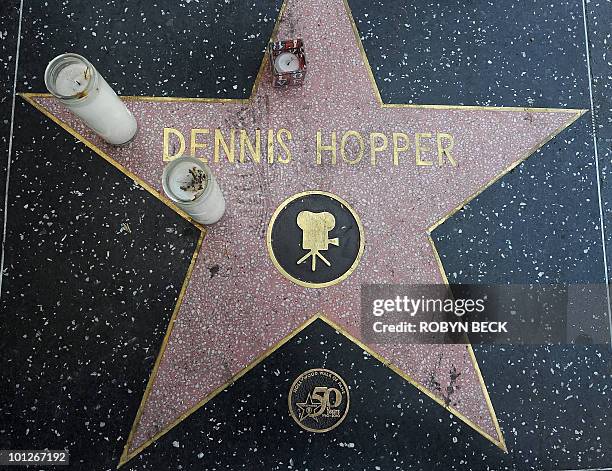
[296, 211, 340, 271]
[266, 191, 364, 288]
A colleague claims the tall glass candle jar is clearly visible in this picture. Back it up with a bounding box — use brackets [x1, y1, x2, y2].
[44, 53, 137, 145]
[162, 157, 226, 225]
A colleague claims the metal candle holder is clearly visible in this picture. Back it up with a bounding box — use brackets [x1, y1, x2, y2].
[268, 39, 307, 87]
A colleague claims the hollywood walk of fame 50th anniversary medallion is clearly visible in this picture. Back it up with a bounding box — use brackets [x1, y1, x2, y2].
[22, 0, 585, 465]
[288, 369, 350, 433]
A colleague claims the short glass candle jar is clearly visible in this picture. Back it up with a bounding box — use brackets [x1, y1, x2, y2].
[162, 157, 226, 225]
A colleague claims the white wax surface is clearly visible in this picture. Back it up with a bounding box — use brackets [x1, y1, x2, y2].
[168, 160, 208, 202]
[275, 52, 300, 73]
[55, 63, 91, 97]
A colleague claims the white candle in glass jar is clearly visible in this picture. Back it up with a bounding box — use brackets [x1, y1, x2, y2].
[44, 53, 137, 145]
[162, 157, 226, 225]
[274, 52, 300, 73]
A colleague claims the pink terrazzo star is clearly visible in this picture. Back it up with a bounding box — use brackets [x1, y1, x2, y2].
[24, 0, 584, 463]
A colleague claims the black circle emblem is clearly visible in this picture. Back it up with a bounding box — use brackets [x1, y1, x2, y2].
[288, 369, 350, 433]
[267, 191, 364, 288]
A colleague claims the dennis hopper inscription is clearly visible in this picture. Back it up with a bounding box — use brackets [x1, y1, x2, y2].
[163, 128, 457, 166]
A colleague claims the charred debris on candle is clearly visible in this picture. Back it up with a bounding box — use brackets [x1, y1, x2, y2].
[74, 67, 91, 99]
[180, 166, 208, 200]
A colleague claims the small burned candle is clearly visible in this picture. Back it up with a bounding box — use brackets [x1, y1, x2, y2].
[162, 157, 226, 225]
[274, 52, 300, 73]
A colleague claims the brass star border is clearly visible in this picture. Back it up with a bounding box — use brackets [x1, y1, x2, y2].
[19, 0, 586, 466]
